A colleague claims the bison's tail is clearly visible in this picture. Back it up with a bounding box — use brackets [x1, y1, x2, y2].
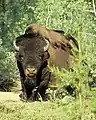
[53, 30, 64, 35]
[66, 34, 79, 50]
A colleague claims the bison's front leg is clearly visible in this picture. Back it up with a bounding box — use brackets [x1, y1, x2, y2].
[16, 60, 27, 100]
[29, 87, 38, 101]
[24, 77, 36, 101]
[38, 67, 51, 101]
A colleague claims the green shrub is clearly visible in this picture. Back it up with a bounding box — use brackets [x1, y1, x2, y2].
[0, 42, 18, 91]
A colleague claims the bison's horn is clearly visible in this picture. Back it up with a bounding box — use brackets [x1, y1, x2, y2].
[13, 41, 19, 51]
[44, 39, 50, 51]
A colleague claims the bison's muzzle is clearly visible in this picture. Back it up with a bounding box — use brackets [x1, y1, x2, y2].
[24, 67, 37, 77]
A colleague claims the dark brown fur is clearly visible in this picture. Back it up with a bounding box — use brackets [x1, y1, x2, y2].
[15, 34, 51, 101]
[25, 24, 78, 68]
[25, 24, 73, 49]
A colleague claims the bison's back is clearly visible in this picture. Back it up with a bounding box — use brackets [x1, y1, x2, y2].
[48, 45, 72, 69]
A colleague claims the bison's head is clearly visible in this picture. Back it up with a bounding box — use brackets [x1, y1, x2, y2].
[14, 34, 50, 78]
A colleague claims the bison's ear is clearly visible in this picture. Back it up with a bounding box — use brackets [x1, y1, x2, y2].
[43, 51, 50, 61]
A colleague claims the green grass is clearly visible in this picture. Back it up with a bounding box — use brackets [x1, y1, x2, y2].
[0, 98, 95, 120]
[0, 88, 95, 120]
[0, 100, 78, 120]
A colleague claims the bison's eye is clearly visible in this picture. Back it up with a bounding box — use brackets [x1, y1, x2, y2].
[21, 56, 24, 61]
[39, 54, 44, 60]
[39, 56, 42, 60]
[19, 55, 24, 61]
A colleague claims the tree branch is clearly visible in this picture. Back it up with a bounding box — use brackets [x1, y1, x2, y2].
[92, 0, 96, 17]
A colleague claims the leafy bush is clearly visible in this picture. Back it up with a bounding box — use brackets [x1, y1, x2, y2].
[0, 41, 18, 91]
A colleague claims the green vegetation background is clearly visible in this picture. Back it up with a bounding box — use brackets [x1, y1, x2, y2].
[0, 0, 96, 119]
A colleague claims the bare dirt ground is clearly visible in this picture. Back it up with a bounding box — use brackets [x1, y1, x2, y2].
[0, 81, 21, 102]
[0, 92, 20, 102]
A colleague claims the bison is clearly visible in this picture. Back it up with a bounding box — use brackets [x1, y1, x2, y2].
[13, 24, 78, 101]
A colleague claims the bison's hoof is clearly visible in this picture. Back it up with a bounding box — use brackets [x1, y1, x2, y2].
[19, 93, 27, 101]
[41, 94, 49, 101]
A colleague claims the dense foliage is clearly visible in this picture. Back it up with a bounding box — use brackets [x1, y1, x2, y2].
[0, 99, 95, 120]
[0, 0, 96, 119]
[0, 42, 18, 91]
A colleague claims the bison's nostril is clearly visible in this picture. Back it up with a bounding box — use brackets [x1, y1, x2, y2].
[31, 68, 36, 72]
[27, 68, 30, 72]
